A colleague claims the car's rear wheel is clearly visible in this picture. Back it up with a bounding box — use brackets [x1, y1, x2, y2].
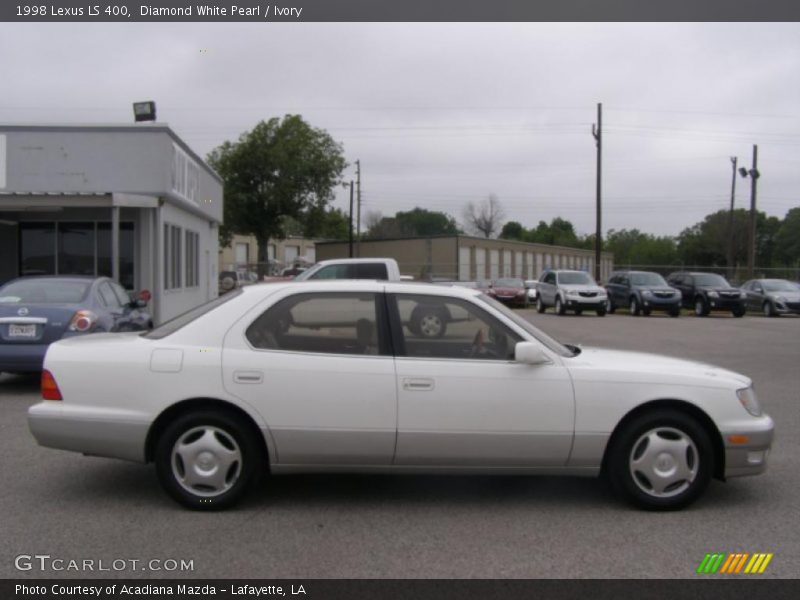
[555, 297, 566, 315]
[156, 410, 264, 510]
[536, 297, 546, 313]
[606, 409, 713, 510]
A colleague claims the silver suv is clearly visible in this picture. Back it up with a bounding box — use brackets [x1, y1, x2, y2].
[536, 270, 607, 316]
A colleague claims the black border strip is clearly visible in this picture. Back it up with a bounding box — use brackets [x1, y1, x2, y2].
[2, 0, 800, 22]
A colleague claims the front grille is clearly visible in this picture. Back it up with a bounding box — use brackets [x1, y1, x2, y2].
[579, 292, 597, 298]
[654, 291, 674, 298]
[719, 291, 739, 298]
[785, 302, 800, 310]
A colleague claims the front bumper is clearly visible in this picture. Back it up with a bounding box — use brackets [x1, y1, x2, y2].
[564, 297, 606, 310]
[493, 294, 528, 307]
[0, 343, 48, 372]
[639, 296, 681, 311]
[722, 413, 775, 478]
[28, 401, 150, 463]
[707, 297, 746, 311]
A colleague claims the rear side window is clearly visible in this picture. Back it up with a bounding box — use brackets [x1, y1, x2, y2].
[145, 290, 242, 339]
[246, 292, 385, 356]
[356, 263, 388, 279]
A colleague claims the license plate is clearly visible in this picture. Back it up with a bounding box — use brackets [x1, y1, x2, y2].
[8, 324, 37, 338]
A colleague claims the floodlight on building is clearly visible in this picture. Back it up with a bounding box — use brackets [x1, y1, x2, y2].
[133, 101, 156, 122]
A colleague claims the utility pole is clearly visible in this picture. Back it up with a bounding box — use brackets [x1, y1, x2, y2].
[355, 160, 362, 257]
[348, 180, 354, 258]
[591, 102, 602, 282]
[727, 156, 737, 279]
[738, 145, 760, 279]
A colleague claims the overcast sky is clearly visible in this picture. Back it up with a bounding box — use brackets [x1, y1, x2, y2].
[1, 22, 798, 236]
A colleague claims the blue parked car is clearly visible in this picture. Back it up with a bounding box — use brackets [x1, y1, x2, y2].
[0, 276, 152, 374]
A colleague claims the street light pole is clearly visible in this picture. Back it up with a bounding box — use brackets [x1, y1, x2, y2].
[348, 180, 354, 258]
[591, 102, 602, 282]
[727, 156, 737, 279]
[739, 145, 759, 279]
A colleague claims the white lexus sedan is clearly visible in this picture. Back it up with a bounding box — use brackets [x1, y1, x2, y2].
[28, 281, 774, 511]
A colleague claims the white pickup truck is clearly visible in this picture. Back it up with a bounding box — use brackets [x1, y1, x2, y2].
[294, 258, 402, 281]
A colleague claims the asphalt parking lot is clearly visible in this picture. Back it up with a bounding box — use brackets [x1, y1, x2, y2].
[1, 311, 798, 579]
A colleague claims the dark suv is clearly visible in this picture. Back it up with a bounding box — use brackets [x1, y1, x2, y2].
[666, 271, 746, 317]
[605, 271, 681, 317]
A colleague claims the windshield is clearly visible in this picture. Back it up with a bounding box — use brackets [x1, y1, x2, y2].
[558, 272, 594, 285]
[144, 289, 243, 339]
[630, 273, 668, 287]
[762, 280, 797, 292]
[0, 279, 91, 304]
[694, 274, 729, 287]
[476, 294, 572, 357]
[494, 278, 524, 288]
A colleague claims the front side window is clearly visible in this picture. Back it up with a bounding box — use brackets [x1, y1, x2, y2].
[246, 292, 383, 356]
[393, 294, 521, 361]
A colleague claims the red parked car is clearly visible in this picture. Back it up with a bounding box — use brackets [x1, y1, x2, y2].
[486, 278, 529, 308]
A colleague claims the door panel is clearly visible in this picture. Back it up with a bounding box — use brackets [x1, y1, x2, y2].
[222, 291, 397, 465]
[390, 294, 574, 467]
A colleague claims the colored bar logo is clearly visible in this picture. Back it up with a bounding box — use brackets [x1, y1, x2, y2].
[696, 553, 773, 574]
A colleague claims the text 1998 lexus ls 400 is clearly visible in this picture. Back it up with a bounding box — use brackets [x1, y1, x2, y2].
[28, 281, 774, 510]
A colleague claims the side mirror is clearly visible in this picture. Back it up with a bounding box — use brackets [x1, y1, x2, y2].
[514, 342, 549, 365]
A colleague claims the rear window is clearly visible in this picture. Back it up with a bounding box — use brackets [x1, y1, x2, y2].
[144, 290, 242, 339]
[0, 279, 91, 304]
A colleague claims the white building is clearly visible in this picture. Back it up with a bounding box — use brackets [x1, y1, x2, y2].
[0, 124, 223, 324]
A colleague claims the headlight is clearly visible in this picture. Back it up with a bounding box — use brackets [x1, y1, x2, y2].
[740, 291, 747, 298]
[775, 296, 786, 303]
[567, 291, 580, 298]
[708, 291, 719, 298]
[641, 290, 652, 297]
[737, 387, 762, 417]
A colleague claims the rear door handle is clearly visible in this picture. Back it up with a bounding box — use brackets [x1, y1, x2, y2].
[403, 378, 435, 391]
[234, 370, 263, 384]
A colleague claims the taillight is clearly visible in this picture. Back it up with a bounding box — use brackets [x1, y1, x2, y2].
[68, 310, 97, 332]
[41, 370, 62, 401]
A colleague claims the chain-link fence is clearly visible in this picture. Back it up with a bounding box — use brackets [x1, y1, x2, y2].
[615, 264, 800, 284]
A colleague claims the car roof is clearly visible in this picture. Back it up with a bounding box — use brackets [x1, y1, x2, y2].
[240, 279, 482, 299]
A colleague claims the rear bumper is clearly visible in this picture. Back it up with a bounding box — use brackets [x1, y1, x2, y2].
[722, 414, 774, 478]
[0, 344, 48, 372]
[28, 401, 150, 463]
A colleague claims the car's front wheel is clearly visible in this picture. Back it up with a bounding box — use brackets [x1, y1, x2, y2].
[536, 297, 546, 313]
[694, 297, 709, 317]
[606, 409, 713, 510]
[629, 297, 641, 316]
[763, 301, 777, 318]
[155, 410, 264, 510]
[555, 296, 566, 315]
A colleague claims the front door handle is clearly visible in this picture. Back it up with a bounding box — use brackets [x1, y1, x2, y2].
[403, 378, 435, 391]
[234, 370, 263, 384]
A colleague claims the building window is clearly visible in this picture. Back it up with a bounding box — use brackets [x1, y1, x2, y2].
[186, 230, 199, 287]
[164, 224, 183, 290]
[235, 242, 249, 267]
[20, 221, 135, 289]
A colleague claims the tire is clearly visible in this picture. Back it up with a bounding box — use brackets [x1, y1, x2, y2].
[555, 296, 566, 316]
[606, 409, 713, 510]
[732, 306, 746, 318]
[642, 308, 652, 317]
[763, 301, 777, 318]
[536, 297, 546, 313]
[575, 308, 583, 316]
[155, 410, 264, 510]
[669, 307, 680, 318]
[694, 297, 709, 317]
[629, 297, 641, 316]
[596, 307, 607, 317]
[411, 308, 447, 339]
[606, 298, 616, 314]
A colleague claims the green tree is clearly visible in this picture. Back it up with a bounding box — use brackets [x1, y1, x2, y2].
[605, 229, 678, 266]
[208, 115, 347, 271]
[395, 207, 459, 236]
[775, 207, 800, 266]
[499, 221, 526, 241]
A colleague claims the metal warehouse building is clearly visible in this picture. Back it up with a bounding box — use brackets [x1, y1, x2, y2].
[316, 236, 614, 282]
[0, 124, 223, 324]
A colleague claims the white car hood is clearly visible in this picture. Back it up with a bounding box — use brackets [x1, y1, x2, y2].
[566, 346, 751, 389]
